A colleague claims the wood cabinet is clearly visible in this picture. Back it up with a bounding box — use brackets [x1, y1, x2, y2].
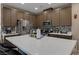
[2, 6, 71, 28]
[3, 7, 11, 27]
[24, 13, 30, 20]
[51, 9, 60, 26]
[36, 14, 44, 28]
[30, 15, 36, 27]
[60, 7, 71, 26]
[35, 15, 40, 27]
[3, 7, 36, 27]
[36, 8, 60, 27]
[16, 10, 24, 20]
[36, 6, 71, 28]
[3, 7, 17, 27]
[10, 8, 17, 27]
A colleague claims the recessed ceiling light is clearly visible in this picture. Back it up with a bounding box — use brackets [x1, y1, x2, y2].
[35, 8, 38, 10]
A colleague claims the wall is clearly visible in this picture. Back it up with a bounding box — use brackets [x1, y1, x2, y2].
[0, 3, 1, 25]
[72, 4, 79, 49]
[0, 4, 1, 43]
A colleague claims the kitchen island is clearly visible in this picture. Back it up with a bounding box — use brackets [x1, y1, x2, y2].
[2, 33, 20, 43]
[6, 35, 77, 55]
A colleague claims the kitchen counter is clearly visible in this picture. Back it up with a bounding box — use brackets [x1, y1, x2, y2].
[48, 32, 72, 39]
[2, 33, 20, 43]
[6, 35, 77, 55]
[48, 32, 72, 36]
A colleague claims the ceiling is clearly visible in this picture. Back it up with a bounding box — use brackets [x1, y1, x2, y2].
[3, 3, 71, 14]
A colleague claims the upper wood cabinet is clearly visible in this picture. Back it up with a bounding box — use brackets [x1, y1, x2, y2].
[36, 9, 60, 27]
[51, 9, 60, 26]
[36, 14, 44, 28]
[32, 15, 36, 27]
[24, 13, 30, 20]
[16, 10, 24, 20]
[36, 6, 71, 27]
[3, 7, 11, 27]
[42, 13, 47, 21]
[3, 7, 17, 27]
[10, 8, 17, 27]
[60, 6, 71, 26]
[29, 15, 36, 27]
[3, 6, 36, 27]
[2, 6, 71, 28]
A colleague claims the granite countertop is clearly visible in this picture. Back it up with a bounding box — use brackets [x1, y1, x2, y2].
[48, 32, 72, 36]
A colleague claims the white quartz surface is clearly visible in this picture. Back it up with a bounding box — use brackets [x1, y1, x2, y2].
[2, 33, 19, 43]
[6, 35, 76, 55]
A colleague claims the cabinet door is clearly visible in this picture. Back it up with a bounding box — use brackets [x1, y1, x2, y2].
[3, 7, 11, 27]
[36, 14, 41, 28]
[16, 11, 24, 20]
[32, 15, 36, 27]
[24, 13, 30, 20]
[60, 7, 71, 26]
[51, 9, 60, 26]
[43, 13, 47, 21]
[11, 9, 17, 27]
[37, 14, 44, 28]
[36, 15, 40, 27]
[30, 15, 35, 26]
